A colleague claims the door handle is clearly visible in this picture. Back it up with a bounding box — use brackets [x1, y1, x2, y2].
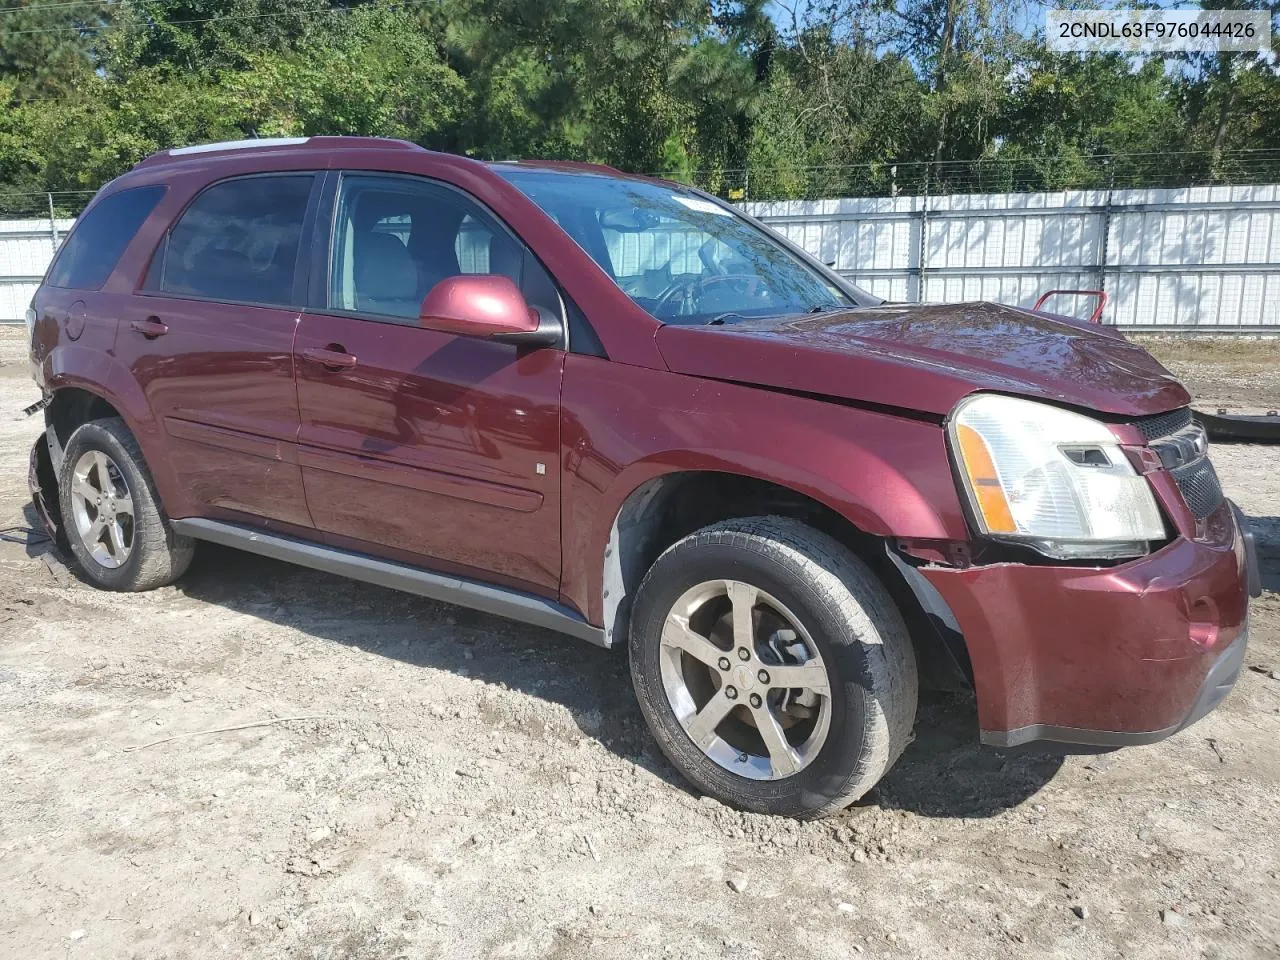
[130, 318, 169, 339]
[300, 345, 358, 371]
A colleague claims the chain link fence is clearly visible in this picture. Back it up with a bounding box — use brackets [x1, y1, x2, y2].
[0, 189, 98, 221]
[675, 149, 1280, 202]
[5, 149, 1280, 216]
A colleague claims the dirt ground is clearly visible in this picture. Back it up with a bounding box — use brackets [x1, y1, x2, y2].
[1135, 337, 1280, 411]
[1, 327, 1278, 960]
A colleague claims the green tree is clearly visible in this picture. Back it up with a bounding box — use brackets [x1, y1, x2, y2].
[443, 0, 705, 170]
[4, 0, 1280, 208]
[669, 0, 777, 176]
[230, 5, 467, 143]
[1177, 1, 1280, 179]
[104, 0, 348, 74]
[996, 53, 1185, 189]
[0, 0, 111, 99]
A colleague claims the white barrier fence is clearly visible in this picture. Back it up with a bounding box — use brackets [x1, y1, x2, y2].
[4, 184, 1280, 328]
[0, 217, 74, 323]
[744, 184, 1280, 330]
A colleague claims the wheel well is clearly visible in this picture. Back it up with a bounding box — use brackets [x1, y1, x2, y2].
[604, 471, 972, 690]
[45, 388, 121, 449]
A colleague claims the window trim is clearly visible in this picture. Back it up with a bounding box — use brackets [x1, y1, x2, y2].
[136, 171, 323, 312]
[44, 184, 168, 292]
[311, 170, 583, 351]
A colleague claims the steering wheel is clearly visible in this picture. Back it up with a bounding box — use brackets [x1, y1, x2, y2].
[654, 273, 766, 315]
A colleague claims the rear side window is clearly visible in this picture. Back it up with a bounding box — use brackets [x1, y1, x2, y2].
[148, 175, 312, 307]
[46, 185, 165, 290]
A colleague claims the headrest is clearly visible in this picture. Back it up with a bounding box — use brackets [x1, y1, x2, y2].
[353, 192, 411, 232]
[353, 232, 418, 302]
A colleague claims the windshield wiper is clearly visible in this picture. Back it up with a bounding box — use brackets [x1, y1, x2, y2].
[706, 308, 837, 325]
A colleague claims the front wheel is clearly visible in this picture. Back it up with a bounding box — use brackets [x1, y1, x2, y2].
[57, 417, 194, 592]
[629, 517, 917, 819]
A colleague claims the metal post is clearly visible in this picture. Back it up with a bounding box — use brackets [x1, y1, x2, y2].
[1097, 165, 1114, 324]
[913, 163, 933, 303]
[47, 192, 59, 249]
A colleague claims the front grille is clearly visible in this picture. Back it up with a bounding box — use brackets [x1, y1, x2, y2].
[1130, 407, 1193, 442]
[1130, 407, 1223, 520]
[1169, 456, 1225, 519]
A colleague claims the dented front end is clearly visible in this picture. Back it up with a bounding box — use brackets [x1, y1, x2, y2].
[28, 430, 65, 550]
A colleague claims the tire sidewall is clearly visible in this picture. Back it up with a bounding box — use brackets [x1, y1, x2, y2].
[630, 530, 900, 816]
[58, 421, 149, 590]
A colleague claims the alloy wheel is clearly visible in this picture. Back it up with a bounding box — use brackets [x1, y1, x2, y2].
[659, 579, 833, 780]
[69, 450, 135, 569]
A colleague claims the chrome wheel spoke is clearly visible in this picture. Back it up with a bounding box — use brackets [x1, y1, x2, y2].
[727, 580, 757, 650]
[86, 514, 106, 545]
[92, 452, 113, 493]
[751, 702, 800, 778]
[683, 688, 736, 749]
[72, 477, 98, 502]
[112, 497, 134, 518]
[661, 615, 723, 669]
[107, 520, 128, 559]
[765, 660, 830, 695]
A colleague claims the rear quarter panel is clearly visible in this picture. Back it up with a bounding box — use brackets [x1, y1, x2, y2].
[33, 291, 197, 519]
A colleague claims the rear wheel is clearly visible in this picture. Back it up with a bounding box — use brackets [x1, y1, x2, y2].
[629, 516, 917, 819]
[57, 417, 194, 591]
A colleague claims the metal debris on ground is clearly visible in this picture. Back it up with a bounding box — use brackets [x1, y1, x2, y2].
[0, 526, 49, 545]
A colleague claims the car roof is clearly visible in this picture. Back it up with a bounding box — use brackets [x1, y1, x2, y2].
[131, 136, 669, 186]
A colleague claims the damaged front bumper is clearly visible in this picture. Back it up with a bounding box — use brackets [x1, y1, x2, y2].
[28, 430, 65, 549]
[917, 500, 1255, 749]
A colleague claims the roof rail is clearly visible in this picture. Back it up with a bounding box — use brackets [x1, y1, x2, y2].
[170, 137, 310, 156]
[134, 136, 424, 169]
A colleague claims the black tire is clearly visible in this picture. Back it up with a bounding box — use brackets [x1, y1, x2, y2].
[629, 516, 917, 819]
[57, 417, 194, 591]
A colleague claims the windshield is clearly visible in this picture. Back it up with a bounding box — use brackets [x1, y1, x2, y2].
[495, 167, 870, 325]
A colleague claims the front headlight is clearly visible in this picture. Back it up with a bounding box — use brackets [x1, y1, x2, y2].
[949, 394, 1166, 560]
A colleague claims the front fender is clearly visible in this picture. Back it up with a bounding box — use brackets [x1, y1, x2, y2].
[558, 355, 969, 628]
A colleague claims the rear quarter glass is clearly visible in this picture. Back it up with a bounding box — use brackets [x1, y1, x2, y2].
[45, 185, 167, 290]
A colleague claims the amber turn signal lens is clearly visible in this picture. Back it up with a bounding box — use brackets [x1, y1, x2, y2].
[956, 423, 1017, 534]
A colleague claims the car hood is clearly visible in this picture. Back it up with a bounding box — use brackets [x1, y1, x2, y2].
[655, 301, 1190, 418]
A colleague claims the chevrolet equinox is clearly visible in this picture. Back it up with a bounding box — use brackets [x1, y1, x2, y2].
[25, 137, 1260, 818]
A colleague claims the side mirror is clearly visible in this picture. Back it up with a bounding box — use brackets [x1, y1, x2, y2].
[418, 275, 560, 346]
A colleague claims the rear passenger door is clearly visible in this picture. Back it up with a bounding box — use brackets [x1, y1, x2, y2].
[117, 173, 318, 528]
[293, 172, 565, 593]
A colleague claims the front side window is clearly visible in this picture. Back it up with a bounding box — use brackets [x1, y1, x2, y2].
[46, 185, 166, 290]
[495, 167, 874, 325]
[329, 174, 556, 322]
[149, 175, 312, 307]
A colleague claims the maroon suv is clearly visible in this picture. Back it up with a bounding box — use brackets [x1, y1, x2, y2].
[25, 137, 1259, 818]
